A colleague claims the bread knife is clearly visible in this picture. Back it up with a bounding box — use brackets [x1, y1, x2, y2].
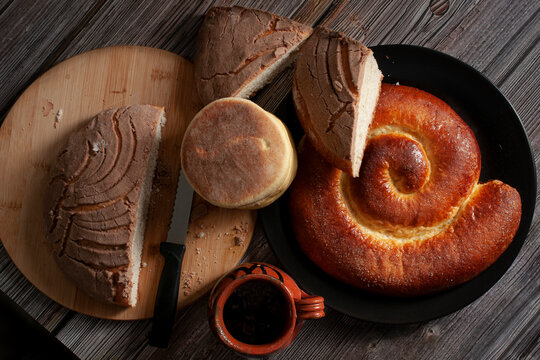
[149, 169, 194, 348]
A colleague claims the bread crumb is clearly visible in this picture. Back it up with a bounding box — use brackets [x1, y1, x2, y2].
[234, 223, 248, 234]
[234, 236, 245, 246]
[140, 262, 147, 268]
[195, 247, 201, 254]
[91, 139, 106, 154]
[395, 81, 400, 86]
[182, 272, 197, 289]
[54, 109, 63, 128]
[196, 232, 205, 238]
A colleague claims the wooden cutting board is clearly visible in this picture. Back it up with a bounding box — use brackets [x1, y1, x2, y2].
[0, 46, 256, 320]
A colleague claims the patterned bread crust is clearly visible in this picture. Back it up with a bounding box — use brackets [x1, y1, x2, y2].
[194, 6, 312, 105]
[44, 105, 162, 306]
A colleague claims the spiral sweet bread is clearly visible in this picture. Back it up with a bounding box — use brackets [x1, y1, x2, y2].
[289, 84, 522, 296]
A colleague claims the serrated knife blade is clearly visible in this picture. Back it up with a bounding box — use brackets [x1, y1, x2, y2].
[149, 169, 194, 348]
[164, 170, 194, 246]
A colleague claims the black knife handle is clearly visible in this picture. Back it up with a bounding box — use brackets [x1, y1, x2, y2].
[149, 242, 186, 348]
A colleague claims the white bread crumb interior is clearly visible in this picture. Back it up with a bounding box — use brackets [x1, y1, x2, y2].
[128, 110, 165, 306]
[235, 40, 306, 99]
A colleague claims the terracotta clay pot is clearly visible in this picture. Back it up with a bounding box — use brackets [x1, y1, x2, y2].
[208, 262, 324, 356]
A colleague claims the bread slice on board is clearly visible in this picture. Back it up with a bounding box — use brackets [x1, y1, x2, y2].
[194, 6, 312, 105]
[44, 105, 165, 307]
[293, 26, 383, 177]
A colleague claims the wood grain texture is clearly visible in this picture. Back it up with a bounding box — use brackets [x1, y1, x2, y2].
[0, 0, 104, 116]
[0, 46, 255, 319]
[0, 0, 538, 359]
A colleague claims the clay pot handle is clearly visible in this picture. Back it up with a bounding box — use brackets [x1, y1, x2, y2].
[295, 291, 325, 320]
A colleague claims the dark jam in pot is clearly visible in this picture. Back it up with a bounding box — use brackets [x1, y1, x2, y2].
[223, 280, 289, 345]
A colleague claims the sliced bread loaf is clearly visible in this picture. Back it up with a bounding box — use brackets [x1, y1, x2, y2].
[293, 27, 383, 177]
[194, 6, 312, 105]
[44, 105, 165, 306]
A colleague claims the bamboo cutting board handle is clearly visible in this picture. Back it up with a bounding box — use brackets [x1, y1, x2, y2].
[0, 46, 256, 320]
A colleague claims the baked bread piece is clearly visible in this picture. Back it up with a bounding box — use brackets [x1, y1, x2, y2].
[44, 105, 165, 306]
[289, 84, 522, 296]
[181, 98, 297, 210]
[194, 6, 312, 105]
[293, 26, 382, 177]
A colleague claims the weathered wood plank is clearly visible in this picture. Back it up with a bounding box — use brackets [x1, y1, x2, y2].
[0, 0, 104, 117]
[0, 244, 70, 332]
[431, 1, 539, 69]
[498, 43, 540, 131]
[322, 0, 434, 45]
[0, 0, 13, 16]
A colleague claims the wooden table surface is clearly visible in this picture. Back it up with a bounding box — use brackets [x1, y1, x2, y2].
[0, 1, 538, 359]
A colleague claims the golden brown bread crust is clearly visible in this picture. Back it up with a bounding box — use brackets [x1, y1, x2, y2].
[289, 84, 522, 296]
[194, 6, 312, 105]
[44, 105, 163, 306]
[181, 98, 297, 210]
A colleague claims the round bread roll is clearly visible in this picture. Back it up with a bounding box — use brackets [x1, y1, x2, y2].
[289, 84, 522, 297]
[181, 98, 297, 210]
